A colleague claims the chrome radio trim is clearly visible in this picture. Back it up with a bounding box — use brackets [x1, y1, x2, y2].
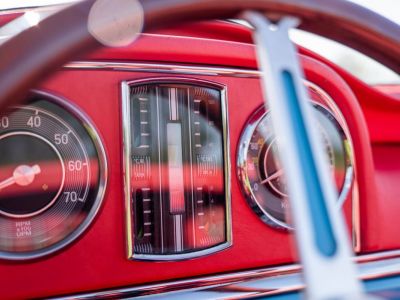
[121, 77, 232, 261]
[237, 81, 355, 231]
[56, 249, 400, 300]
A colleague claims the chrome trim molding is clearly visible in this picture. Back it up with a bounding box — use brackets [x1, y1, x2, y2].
[0, 90, 108, 260]
[56, 249, 400, 300]
[121, 77, 232, 261]
[65, 61, 261, 78]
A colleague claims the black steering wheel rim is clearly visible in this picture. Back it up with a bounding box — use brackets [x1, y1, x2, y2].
[0, 0, 399, 111]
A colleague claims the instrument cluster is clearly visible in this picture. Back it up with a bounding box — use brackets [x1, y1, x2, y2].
[0, 79, 354, 261]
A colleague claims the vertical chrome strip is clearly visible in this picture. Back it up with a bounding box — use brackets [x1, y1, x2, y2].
[220, 84, 233, 253]
[168, 87, 183, 252]
[187, 88, 196, 248]
[174, 215, 183, 252]
[121, 82, 134, 258]
[170, 88, 178, 121]
[243, 12, 363, 299]
[156, 86, 164, 252]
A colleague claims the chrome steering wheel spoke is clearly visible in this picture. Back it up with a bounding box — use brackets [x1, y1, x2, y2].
[243, 11, 365, 300]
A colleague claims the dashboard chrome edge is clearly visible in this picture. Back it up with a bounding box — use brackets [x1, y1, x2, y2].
[55, 249, 400, 300]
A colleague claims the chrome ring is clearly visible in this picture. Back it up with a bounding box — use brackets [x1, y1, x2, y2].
[237, 81, 355, 230]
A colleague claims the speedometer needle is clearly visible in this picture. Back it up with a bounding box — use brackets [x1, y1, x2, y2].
[0, 165, 41, 191]
[261, 168, 284, 184]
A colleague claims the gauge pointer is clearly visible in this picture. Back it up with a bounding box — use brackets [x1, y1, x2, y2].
[0, 165, 41, 191]
[261, 168, 284, 185]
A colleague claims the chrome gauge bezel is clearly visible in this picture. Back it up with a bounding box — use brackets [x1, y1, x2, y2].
[237, 82, 355, 230]
[0, 90, 108, 260]
[121, 77, 232, 261]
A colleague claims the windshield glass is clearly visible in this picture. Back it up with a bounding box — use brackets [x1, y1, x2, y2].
[291, 0, 400, 85]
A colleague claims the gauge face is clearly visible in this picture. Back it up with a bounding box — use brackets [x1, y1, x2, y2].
[0, 92, 107, 259]
[238, 101, 353, 230]
[123, 80, 230, 260]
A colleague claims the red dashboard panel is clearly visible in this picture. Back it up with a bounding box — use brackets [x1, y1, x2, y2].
[0, 19, 399, 299]
[1, 70, 295, 300]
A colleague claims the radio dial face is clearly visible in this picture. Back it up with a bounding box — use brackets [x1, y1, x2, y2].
[123, 79, 231, 260]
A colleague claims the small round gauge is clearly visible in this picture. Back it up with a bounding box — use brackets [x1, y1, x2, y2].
[238, 86, 353, 230]
[0, 91, 107, 260]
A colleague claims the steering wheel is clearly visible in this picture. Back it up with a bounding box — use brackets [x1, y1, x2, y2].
[0, 0, 399, 299]
[0, 0, 399, 111]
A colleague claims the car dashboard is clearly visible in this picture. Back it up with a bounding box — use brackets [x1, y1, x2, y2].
[1, 11, 400, 300]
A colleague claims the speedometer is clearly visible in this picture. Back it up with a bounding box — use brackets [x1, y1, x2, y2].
[0, 91, 107, 260]
[237, 84, 354, 230]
